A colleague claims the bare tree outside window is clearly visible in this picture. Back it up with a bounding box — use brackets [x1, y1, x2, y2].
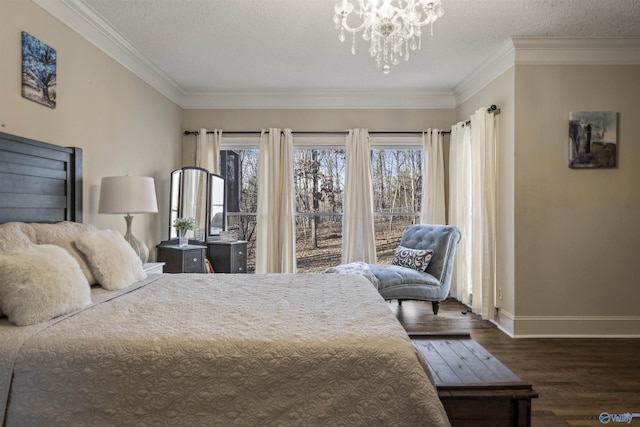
[372, 149, 422, 263]
[294, 149, 346, 272]
[225, 145, 423, 273]
[225, 149, 259, 272]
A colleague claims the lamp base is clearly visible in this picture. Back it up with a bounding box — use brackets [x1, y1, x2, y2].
[124, 214, 149, 264]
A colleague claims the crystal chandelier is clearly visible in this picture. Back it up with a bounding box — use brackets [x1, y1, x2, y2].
[333, 0, 444, 74]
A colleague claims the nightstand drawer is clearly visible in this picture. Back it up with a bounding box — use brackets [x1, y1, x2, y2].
[183, 249, 204, 273]
[230, 260, 246, 273]
[207, 240, 248, 274]
[156, 244, 207, 274]
[231, 246, 245, 257]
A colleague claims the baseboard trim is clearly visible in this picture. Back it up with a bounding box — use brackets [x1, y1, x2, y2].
[496, 310, 640, 338]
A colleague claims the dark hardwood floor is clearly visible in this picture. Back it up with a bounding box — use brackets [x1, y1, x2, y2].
[390, 299, 640, 427]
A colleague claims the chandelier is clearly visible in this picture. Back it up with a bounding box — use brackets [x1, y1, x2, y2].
[333, 0, 444, 73]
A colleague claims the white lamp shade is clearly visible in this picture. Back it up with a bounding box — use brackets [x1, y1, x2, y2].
[98, 176, 158, 214]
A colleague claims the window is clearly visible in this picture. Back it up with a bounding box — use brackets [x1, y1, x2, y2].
[294, 148, 345, 272]
[371, 148, 422, 263]
[221, 135, 423, 273]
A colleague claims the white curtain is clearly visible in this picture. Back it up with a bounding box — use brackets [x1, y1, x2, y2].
[195, 128, 221, 174]
[342, 128, 377, 264]
[470, 108, 497, 319]
[421, 129, 446, 224]
[448, 108, 497, 320]
[255, 128, 297, 274]
[448, 123, 472, 305]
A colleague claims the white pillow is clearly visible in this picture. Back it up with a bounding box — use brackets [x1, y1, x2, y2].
[30, 222, 99, 285]
[0, 223, 39, 319]
[0, 244, 91, 326]
[30, 221, 97, 243]
[74, 230, 147, 291]
[0, 222, 36, 253]
[53, 240, 98, 285]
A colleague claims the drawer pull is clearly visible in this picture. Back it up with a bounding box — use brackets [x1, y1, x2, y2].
[192, 258, 198, 262]
[238, 251, 243, 255]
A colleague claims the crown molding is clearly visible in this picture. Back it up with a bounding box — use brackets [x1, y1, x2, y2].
[181, 91, 456, 109]
[453, 37, 640, 107]
[32, 0, 185, 106]
[32, 0, 455, 109]
[513, 37, 640, 65]
[30, 2, 640, 110]
[453, 39, 516, 106]
[31, 0, 455, 109]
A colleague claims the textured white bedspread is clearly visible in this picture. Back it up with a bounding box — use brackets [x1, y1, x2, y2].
[1, 273, 449, 426]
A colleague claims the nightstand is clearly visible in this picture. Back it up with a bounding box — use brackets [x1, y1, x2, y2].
[156, 244, 207, 273]
[207, 240, 247, 273]
[143, 262, 165, 274]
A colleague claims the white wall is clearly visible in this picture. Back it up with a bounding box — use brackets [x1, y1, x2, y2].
[0, 0, 183, 258]
[455, 63, 640, 337]
[513, 65, 640, 336]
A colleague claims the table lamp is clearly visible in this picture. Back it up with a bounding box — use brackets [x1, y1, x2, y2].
[98, 176, 158, 264]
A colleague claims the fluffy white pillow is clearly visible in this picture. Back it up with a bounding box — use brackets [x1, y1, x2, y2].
[0, 223, 39, 319]
[53, 240, 98, 285]
[74, 230, 147, 291]
[0, 244, 91, 326]
[0, 222, 36, 253]
[30, 221, 97, 243]
[30, 222, 99, 285]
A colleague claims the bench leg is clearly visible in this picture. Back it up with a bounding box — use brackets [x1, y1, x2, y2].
[432, 301, 439, 315]
[398, 299, 403, 306]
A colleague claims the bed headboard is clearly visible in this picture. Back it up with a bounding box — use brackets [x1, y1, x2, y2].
[0, 132, 82, 224]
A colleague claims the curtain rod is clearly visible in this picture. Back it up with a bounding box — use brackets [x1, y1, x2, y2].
[184, 130, 452, 136]
[183, 104, 500, 136]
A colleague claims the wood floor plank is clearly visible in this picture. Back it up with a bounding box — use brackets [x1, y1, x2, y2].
[454, 339, 521, 383]
[390, 298, 640, 427]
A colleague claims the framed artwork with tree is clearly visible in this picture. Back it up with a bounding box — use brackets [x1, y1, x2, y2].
[21, 32, 57, 109]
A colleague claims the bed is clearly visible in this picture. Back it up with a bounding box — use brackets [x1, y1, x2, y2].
[0, 132, 450, 426]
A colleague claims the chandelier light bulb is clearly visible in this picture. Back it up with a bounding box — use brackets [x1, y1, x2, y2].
[334, 0, 444, 73]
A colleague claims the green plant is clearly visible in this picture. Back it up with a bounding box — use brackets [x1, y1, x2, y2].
[173, 217, 196, 233]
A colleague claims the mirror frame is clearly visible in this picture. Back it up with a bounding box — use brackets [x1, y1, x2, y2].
[168, 166, 211, 243]
[209, 173, 226, 238]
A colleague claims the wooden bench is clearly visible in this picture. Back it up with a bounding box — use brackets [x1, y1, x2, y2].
[410, 333, 538, 427]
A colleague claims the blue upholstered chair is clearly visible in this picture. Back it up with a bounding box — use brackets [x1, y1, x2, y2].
[369, 224, 461, 314]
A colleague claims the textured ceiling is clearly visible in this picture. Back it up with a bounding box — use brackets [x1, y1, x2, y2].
[76, 0, 640, 103]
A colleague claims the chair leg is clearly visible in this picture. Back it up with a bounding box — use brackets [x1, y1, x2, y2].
[398, 299, 403, 306]
[431, 301, 439, 315]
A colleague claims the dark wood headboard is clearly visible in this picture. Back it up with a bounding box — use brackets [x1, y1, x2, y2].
[0, 132, 82, 224]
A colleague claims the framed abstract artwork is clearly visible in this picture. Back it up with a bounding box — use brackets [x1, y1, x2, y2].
[21, 31, 57, 109]
[568, 111, 617, 168]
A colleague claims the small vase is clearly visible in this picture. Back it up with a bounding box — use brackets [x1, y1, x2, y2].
[178, 231, 188, 247]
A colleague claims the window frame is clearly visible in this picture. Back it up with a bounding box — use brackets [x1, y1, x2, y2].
[220, 133, 424, 216]
[221, 134, 424, 271]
